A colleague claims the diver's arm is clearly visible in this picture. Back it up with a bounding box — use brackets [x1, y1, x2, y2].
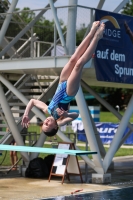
[57, 112, 79, 126]
[23, 99, 48, 115]
[21, 99, 48, 128]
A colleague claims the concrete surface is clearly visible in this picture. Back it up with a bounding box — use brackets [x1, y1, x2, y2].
[0, 156, 133, 200]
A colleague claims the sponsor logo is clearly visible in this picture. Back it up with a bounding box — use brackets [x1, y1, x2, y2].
[100, 16, 121, 39]
[97, 127, 117, 133]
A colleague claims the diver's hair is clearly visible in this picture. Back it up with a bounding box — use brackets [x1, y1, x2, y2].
[38, 122, 43, 126]
[43, 126, 58, 137]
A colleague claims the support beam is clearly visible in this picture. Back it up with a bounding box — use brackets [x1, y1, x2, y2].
[75, 86, 104, 173]
[30, 131, 47, 160]
[118, 130, 132, 149]
[103, 95, 133, 172]
[89, 115, 106, 158]
[66, 0, 77, 54]
[11, 33, 37, 58]
[0, 82, 29, 162]
[49, 0, 67, 54]
[97, 0, 106, 9]
[113, 0, 130, 13]
[0, 0, 18, 45]
[83, 0, 105, 38]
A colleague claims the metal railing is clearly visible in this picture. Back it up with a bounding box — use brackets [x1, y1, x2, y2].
[0, 5, 95, 60]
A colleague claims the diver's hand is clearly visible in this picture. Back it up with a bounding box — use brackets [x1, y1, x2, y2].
[56, 108, 68, 117]
[21, 115, 30, 128]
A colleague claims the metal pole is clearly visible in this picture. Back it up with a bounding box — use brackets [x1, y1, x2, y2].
[37, 42, 40, 57]
[49, 0, 67, 54]
[76, 86, 104, 173]
[103, 95, 133, 172]
[113, 0, 130, 13]
[30, 132, 47, 160]
[97, 0, 106, 9]
[54, 11, 57, 56]
[85, 139, 88, 182]
[118, 129, 132, 149]
[30, 27, 34, 58]
[0, 83, 29, 162]
[66, 0, 77, 55]
[83, 0, 105, 39]
[0, 0, 18, 45]
[90, 114, 106, 158]
[83, 9, 93, 39]
[11, 33, 37, 58]
[34, 41, 36, 57]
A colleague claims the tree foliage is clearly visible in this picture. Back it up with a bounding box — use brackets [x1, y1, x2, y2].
[121, 0, 133, 16]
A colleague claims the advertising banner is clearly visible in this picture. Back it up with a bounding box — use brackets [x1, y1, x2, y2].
[77, 123, 133, 145]
[94, 9, 133, 84]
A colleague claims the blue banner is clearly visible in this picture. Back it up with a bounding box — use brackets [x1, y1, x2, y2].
[94, 9, 133, 84]
[77, 123, 133, 144]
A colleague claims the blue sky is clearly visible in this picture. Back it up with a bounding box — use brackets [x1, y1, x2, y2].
[12, 0, 123, 12]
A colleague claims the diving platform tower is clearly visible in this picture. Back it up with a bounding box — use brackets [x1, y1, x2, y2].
[0, 0, 132, 182]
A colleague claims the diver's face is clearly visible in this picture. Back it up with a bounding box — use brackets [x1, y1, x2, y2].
[41, 116, 57, 132]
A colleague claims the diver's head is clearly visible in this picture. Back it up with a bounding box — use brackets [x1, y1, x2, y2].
[41, 116, 58, 136]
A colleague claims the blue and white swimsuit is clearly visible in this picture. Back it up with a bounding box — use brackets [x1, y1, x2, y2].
[48, 81, 74, 120]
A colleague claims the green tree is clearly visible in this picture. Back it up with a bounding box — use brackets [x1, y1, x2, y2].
[0, 1, 8, 15]
[121, 0, 133, 16]
[76, 27, 86, 46]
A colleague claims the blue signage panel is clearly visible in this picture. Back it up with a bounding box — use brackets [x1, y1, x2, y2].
[77, 123, 133, 144]
[94, 9, 133, 84]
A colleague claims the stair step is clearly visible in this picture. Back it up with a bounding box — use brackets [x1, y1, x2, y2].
[19, 89, 46, 93]
[37, 75, 57, 79]
[0, 110, 25, 113]
[9, 103, 25, 106]
[13, 95, 40, 99]
[25, 82, 50, 86]
[11, 110, 25, 113]
[0, 132, 7, 135]
[0, 117, 21, 120]
[0, 124, 8, 128]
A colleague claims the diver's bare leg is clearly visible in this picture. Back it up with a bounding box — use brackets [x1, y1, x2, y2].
[66, 23, 105, 96]
[60, 21, 100, 82]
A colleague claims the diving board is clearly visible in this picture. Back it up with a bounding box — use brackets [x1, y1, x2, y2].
[0, 144, 97, 156]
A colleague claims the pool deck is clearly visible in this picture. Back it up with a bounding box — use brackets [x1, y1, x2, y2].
[0, 155, 133, 200]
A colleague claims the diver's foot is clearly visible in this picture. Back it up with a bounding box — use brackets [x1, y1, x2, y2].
[94, 23, 105, 40]
[90, 21, 100, 36]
